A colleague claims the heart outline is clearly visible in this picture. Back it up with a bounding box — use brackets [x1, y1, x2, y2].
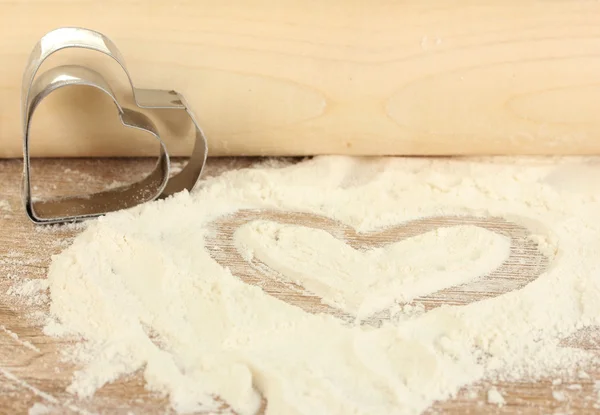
[207, 210, 549, 326]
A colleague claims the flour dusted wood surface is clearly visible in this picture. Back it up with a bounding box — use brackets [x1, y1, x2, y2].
[2, 1, 600, 157]
[1, 158, 600, 414]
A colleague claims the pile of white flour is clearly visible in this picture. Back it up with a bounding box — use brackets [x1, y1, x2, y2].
[40, 156, 600, 414]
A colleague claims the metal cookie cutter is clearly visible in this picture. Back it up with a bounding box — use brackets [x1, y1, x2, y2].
[22, 27, 208, 224]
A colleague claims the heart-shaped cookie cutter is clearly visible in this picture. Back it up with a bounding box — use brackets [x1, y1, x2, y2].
[22, 27, 208, 224]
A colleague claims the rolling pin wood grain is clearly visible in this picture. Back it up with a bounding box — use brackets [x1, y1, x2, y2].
[1, 0, 600, 157]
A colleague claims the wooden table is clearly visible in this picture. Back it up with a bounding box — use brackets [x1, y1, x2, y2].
[1, 158, 600, 414]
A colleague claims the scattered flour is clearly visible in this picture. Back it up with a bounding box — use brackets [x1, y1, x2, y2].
[594, 380, 600, 404]
[0, 325, 40, 353]
[0, 199, 11, 219]
[466, 389, 478, 400]
[169, 160, 186, 176]
[552, 390, 567, 402]
[486, 388, 505, 406]
[105, 180, 128, 190]
[0, 199, 11, 212]
[578, 370, 590, 379]
[0, 368, 59, 405]
[7, 278, 49, 306]
[28, 403, 51, 415]
[33, 156, 600, 414]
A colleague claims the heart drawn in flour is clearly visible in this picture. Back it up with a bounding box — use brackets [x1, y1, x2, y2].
[207, 210, 549, 326]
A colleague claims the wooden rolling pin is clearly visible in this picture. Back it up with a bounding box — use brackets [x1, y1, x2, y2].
[1, 0, 600, 157]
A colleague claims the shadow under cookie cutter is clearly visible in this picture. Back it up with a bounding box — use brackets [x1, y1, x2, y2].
[21, 27, 208, 224]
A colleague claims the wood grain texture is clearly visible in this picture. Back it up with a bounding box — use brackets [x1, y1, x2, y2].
[2, 1, 600, 158]
[1, 158, 600, 414]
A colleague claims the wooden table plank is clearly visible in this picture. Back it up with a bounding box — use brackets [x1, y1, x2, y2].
[1, 158, 599, 414]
